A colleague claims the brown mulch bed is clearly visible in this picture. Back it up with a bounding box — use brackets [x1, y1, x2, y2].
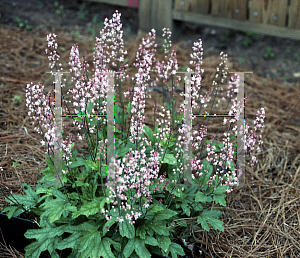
[1, 23, 300, 258]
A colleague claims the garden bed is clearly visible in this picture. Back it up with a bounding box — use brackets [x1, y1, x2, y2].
[0, 0, 300, 257]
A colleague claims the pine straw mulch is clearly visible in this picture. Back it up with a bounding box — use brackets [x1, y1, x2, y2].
[0, 24, 300, 258]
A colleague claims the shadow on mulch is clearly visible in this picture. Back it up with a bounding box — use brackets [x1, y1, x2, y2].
[0, 24, 300, 258]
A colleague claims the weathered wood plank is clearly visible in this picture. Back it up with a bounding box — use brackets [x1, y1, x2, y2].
[82, 0, 136, 8]
[249, 0, 263, 23]
[288, 0, 300, 29]
[211, 0, 247, 20]
[139, 0, 173, 38]
[83, 0, 299, 40]
[174, 0, 209, 14]
[173, 9, 300, 40]
[249, 0, 288, 27]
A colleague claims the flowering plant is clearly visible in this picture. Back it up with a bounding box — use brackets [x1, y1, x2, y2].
[2, 11, 265, 258]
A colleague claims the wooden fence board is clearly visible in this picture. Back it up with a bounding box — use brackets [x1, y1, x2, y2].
[139, 0, 173, 38]
[288, 0, 300, 29]
[83, 0, 300, 41]
[82, 0, 130, 7]
[173, 9, 300, 40]
[249, 0, 288, 26]
[249, 0, 263, 23]
[211, 0, 247, 20]
[174, 0, 210, 14]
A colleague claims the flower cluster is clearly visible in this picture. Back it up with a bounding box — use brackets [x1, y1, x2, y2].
[45, 33, 61, 69]
[187, 39, 204, 111]
[95, 10, 128, 86]
[243, 108, 265, 165]
[25, 81, 75, 168]
[126, 28, 156, 144]
[106, 146, 161, 224]
[69, 43, 82, 78]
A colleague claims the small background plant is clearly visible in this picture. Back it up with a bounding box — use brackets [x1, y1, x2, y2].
[86, 14, 105, 41]
[263, 46, 275, 59]
[54, 1, 66, 18]
[14, 17, 33, 30]
[77, 3, 88, 21]
[293, 53, 300, 62]
[13, 95, 22, 104]
[238, 57, 246, 66]
[219, 32, 230, 43]
[240, 31, 259, 47]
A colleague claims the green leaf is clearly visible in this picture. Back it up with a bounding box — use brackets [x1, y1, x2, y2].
[78, 230, 101, 254]
[147, 221, 170, 236]
[52, 189, 67, 201]
[86, 101, 93, 114]
[206, 217, 224, 232]
[195, 191, 213, 204]
[213, 194, 227, 206]
[144, 236, 158, 246]
[114, 103, 128, 126]
[191, 202, 203, 212]
[106, 238, 122, 252]
[36, 184, 51, 195]
[169, 242, 185, 258]
[123, 238, 135, 258]
[119, 219, 135, 239]
[73, 180, 88, 188]
[156, 235, 171, 253]
[5, 192, 36, 208]
[213, 185, 229, 195]
[127, 102, 133, 114]
[78, 231, 117, 258]
[143, 125, 155, 144]
[86, 160, 98, 170]
[44, 157, 54, 170]
[136, 225, 147, 239]
[24, 235, 56, 258]
[72, 197, 109, 219]
[196, 216, 209, 231]
[179, 203, 191, 217]
[97, 238, 119, 257]
[159, 154, 177, 165]
[2, 205, 23, 219]
[55, 232, 81, 250]
[197, 209, 224, 232]
[86, 160, 107, 177]
[154, 209, 177, 221]
[115, 142, 131, 159]
[24, 226, 65, 240]
[199, 160, 213, 186]
[202, 159, 213, 173]
[40, 166, 50, 175]
[134, 238, 151, 258]
[22, 183, 38, 200]
[174, 188, 186, 199]
[69, 159, 87, 168]
[75, 221, 100, 233]
[48, 202, 64, 223]
[173, 112, 185, 124]
[159, 134, 176, 148]
[149, 204, 164, 213]
[206, 185, 214, 195]
[103, 216, 117, 236]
